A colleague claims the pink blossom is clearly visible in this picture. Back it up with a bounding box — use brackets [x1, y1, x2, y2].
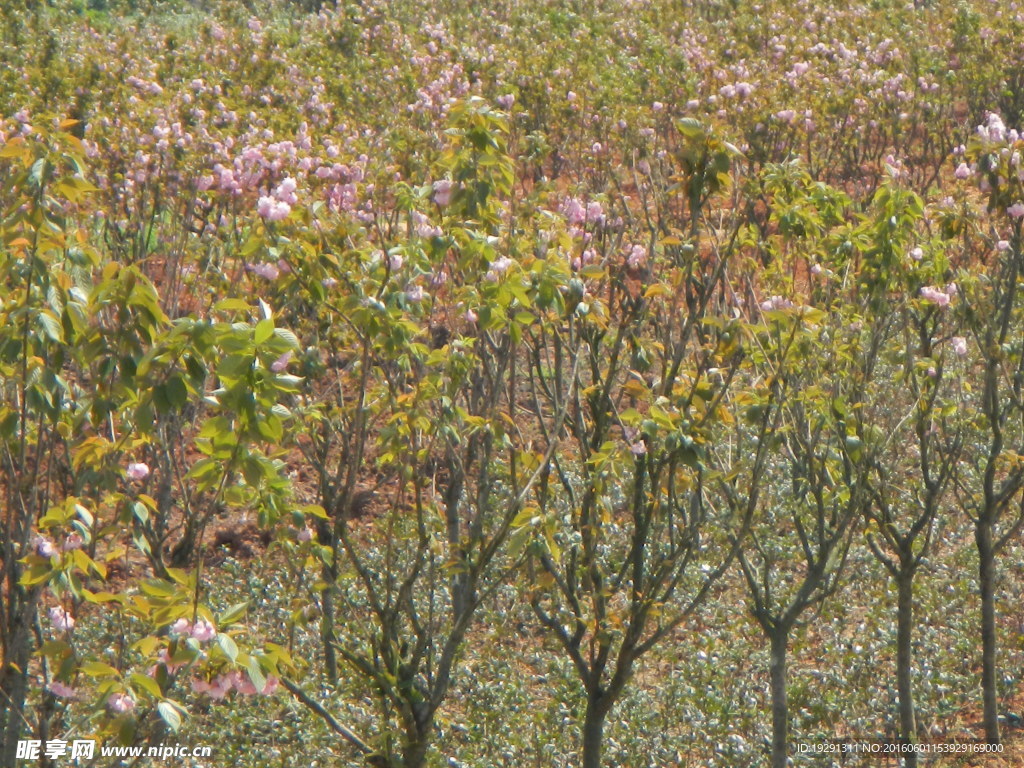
[497, 94, 515, 109]
[626, 244, 646, 268]
[909, 247, 923, 261]
[954, 162, 971, 180]
[810, 263, 823, 276]
[297, 527, 313, 542]
[107, 692, 135, 713]
[1008, 202, 1024, 219]
[48, 682, 77, 699]
[464, 309, 478, 323]
[191, 620, 216, 643]
[563, 198, 586, 226]
[652, 101, 665, 112]
[126, 462, 150, 481]
[432, 180, 454, 206]
[168, 618, 191, 639]
[35, 536, 56, 558]
[997, 240, 1011, 252]
[274, 178, 299, 205]
[760, 296, 794, 311]
[406, 285, 427, 303]
[232, 671, 258, 696]
[260, 675, 280, 696]
[48, 606, 74, 632]
[247, 262, 280, 280]
[270, 351, 292, 373]
[951, 336, 968, 357]
[945, 283, 958, 297]
[257, 196, 291, 221]
[62, 534, 84, 552]
[208, 675, 233, 700]
[919, 286, 950, 307]
[630, 442, 647, 456]
[412, 211, 442, 239]
[388, 253, 404, 271]
[489, 256, 513, 276]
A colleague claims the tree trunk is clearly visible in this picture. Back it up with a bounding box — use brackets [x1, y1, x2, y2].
[320, 579, 339, 685]
[769, 629, 789, 768]
[895, 569, 917, 768]
[581, 693, 609, 768]
[1, 601, 36, 768]
[402, 730, 430, 768]
[976, 520, 1000, 744]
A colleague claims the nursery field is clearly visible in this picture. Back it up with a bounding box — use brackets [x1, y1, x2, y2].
[6, 0, 1024, 766]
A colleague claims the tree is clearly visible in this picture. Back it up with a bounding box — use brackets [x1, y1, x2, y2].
[518, 119, 756, 768]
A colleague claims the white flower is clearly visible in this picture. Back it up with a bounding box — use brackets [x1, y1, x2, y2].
[127, 462, 150, 481]
[49, 606, 75, 632]
[35, 536, 56, 558]
[168, 618, 192, 639]
[107, 693, 135, 713]
[432, 180, 454, 207]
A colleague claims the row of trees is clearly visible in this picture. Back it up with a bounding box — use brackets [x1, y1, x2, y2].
[2, 103, 1023, 768]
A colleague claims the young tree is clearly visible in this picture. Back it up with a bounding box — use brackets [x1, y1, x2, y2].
[950, 116, 1024, 744]
[726, 300, 864, 768]
[847, 184, 962, 764]
[518, 120, 757, 768]
[280, 99, 572, 768]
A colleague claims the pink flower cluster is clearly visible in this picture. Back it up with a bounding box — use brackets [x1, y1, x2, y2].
[257, 177, 298, 221]
[107, 692, 136, 713]
[432, 179, 454, 206]
[48, 606, 75, 632]
[191, 670, 279, 700]
[126, 461, 150, 481]
[247, 262, 281, 280]
[919, 284, 957, 307]
[168, 617, 217, 643]
[760, 295, 794, 311]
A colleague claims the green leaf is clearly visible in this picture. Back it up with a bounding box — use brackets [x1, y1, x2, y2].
[157, 701, 182, 732]
[80, 661, 121, 678]
[214, 299, 251, 313]
[246, 658, 267, 694]
[130, 673, 163, 699]
[254, 319, 275, 345]
[216, 633, 239, 662]
[217, 601, 249, 627]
